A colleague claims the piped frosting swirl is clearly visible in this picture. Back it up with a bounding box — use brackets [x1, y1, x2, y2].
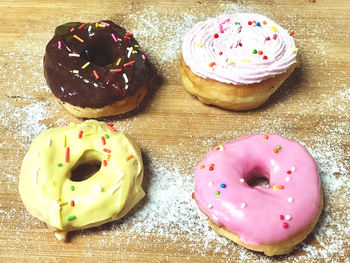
[182, 13, 297, 85]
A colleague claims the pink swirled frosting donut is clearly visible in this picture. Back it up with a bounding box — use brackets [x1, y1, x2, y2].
[182, 13, 297, 85]
[193, 134, 323, 256]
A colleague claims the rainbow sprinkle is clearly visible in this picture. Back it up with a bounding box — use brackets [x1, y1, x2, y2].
[111, 33, 118, 43]
[73, 34, 84, 43]
[58, 41, 62, 50]
[81, 62, 90, 69]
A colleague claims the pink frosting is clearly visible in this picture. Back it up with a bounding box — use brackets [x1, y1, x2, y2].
[182, 13, 297, 85]
[194, 134, 321, 245]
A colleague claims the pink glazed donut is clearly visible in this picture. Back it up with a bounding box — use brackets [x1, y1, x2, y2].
[193, 134, 323, 256]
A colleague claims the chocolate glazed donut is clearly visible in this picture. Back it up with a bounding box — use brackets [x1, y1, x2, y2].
[44, 20, 154, 118]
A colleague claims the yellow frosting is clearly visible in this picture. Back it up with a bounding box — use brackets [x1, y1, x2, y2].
[19, 120, 144, 240]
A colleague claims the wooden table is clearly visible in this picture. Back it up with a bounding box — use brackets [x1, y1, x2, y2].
[0, 0, 349, 262]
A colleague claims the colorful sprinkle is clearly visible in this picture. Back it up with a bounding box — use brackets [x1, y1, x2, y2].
[252, 49, 257, 54]
[290, 32, 295, 36]
[58, 163, 63, 167]
[280, 215, 284, 220]
[70, 185, 75, 191]
[266, 37, 271, 41]
[286, 176, 291, 181]
[78, 130, 83, 139]
[123, 73, 129, 83]
[103, 148, 111, 153]
[96, 184, 103, 192]
[107, 154, 111, 161]
[285, 215, 292, 221]
[273, 34, 277, 40]
[271, 26, 277, 32]
[196, 43, 204, 47]
[263, 21, 267, 25]
[256, 22, 261, 26]
[282, 222, 289, 228]
[126, 154, 133, 161]
[100, 21, 110, 27]
[258, 50, 263, 55]
[208, 182, 213, 187]
[208, 203, 213, 209]
[292, 48, 299, 53]
[241, 203, 247, 208]
[127, 47, 133, 58]
[263, 55, 268, 60]
[142, 54, 147, 61]
[218, 18, 230, 33]
[215, 191, 220, 195]
[209, 167, 214, 171]
[47, 138, 51, 147]
[70, 200, 75, 207]
[58, 41, 62, 50]
[287, 170, 292, 174]
[72, 70, 79, 74]
[220, 184, 226, 188]
[81, 62, 90, 69]
[279, 185, 285, 189]
[272, 185, 277, 190]
[105, 134, 109, 139]
[67, 215, 76, 221]
[123, 61, 135, 67]
[214, 33, 219, 38]
[93, 70, 99, 80]
[69, 53, 80, 57]
[70, 28, 75, 32]
[114, 174, 124, 184]
[264, 135, 269, 140]
[200, 165, 205, 169]
[273, 148, 279, 153]
[65, 147, 70, 162]
[73, 34, 84, 43]
[209, 62, 216, 67]
[78, 23, 85, 29]
[110, 68, 122, 73]
[102, 160, 107, 167]
[240, 178, 245, 183]
[248, 21, 252, 25]
[288, 197, 293, 202]
[116, 58, 122, 66]
[241, 59, 251, 63]
[101, 136, 106, 145]
[109, 183, 121, 194]
[227, 61, 233, 65]
[111, 33, 118, 42]
[291, 166, 296, 171]
[276, 145, 281, 150]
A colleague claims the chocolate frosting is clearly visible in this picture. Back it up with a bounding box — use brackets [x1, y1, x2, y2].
[44, 21, 153, 108]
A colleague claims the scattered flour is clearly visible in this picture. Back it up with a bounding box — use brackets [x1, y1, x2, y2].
[0, 2, 349, 262]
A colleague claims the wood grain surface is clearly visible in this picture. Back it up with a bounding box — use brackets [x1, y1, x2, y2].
[0, 0, 349, 262]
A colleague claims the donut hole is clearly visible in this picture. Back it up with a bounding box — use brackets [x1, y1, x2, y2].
[246, 169, 270, 188]
[82, 41, 113, 67]
[70, 150, 103, 182]
[70, 161, 101, 182]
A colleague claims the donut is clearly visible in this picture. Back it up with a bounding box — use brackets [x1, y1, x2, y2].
[180, 13, 298, 111]
[193, 134, 323, 256]
[19, 120, 144, 241]
[44, 20, 154, 118]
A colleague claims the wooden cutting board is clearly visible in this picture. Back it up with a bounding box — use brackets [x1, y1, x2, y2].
[0, 0, 349, 262]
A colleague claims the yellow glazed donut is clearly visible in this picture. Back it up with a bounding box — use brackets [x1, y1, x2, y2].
[19, 120, 144, 241]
